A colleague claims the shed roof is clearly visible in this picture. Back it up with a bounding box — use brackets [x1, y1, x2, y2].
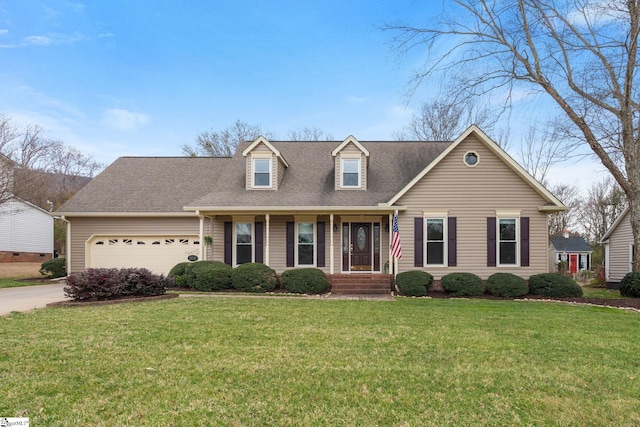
[550, 235, 592, 253]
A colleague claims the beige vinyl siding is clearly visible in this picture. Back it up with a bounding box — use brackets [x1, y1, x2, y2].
[607, 210, 633, 282]
[209, 215, 336, 274]
[395, 136, 550, 280]
[277, 157, 286, 188]
[246, 142, 278, 190]
[68, 216, 199, 273]
[334, 143, 366, 190]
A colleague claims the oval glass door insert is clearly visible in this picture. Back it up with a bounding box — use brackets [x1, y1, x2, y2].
[356, 226, 367, 250]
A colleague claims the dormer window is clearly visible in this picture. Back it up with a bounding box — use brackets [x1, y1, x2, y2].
[341, 158, 361, 188]
[253, 158, 272, 188]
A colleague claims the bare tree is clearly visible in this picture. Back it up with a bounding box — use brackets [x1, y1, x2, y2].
[0, 114, 102, 209]
[287, 126, 334, 141]
[517, 125, 570, 183]
[386, 1, 640, 270]
[548, 183, 581, 239]
[182, 120, 270, 157]
[396, 98, 497, 141]
[579, 177, 628, 244]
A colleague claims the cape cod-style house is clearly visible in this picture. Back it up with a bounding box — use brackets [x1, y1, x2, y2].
[55, 126, 566, 293]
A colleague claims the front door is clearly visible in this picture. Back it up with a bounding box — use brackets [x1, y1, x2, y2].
[570, 254, 578, 274]
[351, 223, 371, 271]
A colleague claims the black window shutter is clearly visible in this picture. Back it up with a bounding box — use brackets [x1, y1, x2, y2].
[487, 217, 496, 267]
[224, 222, 233, 266]
[448, 217, 457, 267]
[317, 222, 326, 267]
[255, 222, 264, 264]
[286, 221, 294, 267]
[520, 217, 530, 267]
[414, 217, 423, 267]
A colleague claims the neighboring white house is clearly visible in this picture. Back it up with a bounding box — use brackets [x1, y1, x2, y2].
[0, 197, 54, 262]
[600, 207, 634, 288]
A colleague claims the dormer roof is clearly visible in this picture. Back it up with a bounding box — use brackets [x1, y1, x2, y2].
[331, 135, 370, 158]
[242, 136, 290, 168]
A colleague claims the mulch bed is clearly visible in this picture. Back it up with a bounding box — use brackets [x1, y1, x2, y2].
[427, 290, 640, 310]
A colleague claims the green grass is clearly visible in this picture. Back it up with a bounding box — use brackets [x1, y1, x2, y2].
[582, 286, 629, 299]
[1, 297, 640, 426]
[0, 278, 44, 289]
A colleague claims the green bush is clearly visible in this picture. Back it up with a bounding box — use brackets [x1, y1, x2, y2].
[620, 272, 640, 298]
[39, 257, 66, 278]
[281, 268, 328, 294]
[231, 263, 278, 293]
[183, 261, 232, 291]
[486, 273, 528, 297]
[528, 273, 583, 297]
[395, 270, 433, 297]
[168, 262, 191, 287]
[441, 272, 484, 296]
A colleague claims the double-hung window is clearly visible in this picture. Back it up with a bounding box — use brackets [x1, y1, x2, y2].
[426, 218, 446, 265]
[235, 222, 253, 265]
[253, 158, 271, 188]
[341, 158, 360, 188]
[297, 222, 315, 266]
[498, 218, 517, 265]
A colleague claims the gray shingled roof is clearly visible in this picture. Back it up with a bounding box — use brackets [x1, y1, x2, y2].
[551, 235, 592, 253]
[56, 140, 452, 214]
[56, 157, 230, 213]
[187, 140, 451, 208]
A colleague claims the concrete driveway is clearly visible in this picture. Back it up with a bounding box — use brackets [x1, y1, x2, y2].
[0, 281, 68, 315]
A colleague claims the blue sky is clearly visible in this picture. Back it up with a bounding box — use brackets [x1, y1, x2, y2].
[0, 0, 608, 189]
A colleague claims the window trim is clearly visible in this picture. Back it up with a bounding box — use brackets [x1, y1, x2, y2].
[424, 217, 447, 266]
[234, 222, 254, 265]
[463, 151, 479, 167]
[497, 217, 519, 267]
[296, 222, 316, 267]
[341, 157, 361, 188]
[252, 157, 272, 188]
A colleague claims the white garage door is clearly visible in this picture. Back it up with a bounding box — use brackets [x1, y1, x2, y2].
[88, 236, 200, 275]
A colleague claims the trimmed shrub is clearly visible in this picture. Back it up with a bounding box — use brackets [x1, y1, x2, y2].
[39, 257, 66, 278]
[168, 262, 191, 287]
[620, 272, 640, 298]
[528, 273, 583, 297]
[281, 268, 328, 294]
[441, 272, 484, 296]
[183, 261, 232, 291]
[231, 263, 278, 293]
[395, 270, 433, 297]
[64, 268, 171, 301]
[486, 273, 528, 298]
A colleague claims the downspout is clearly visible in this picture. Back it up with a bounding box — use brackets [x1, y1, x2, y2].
[59, 215, 71, 275]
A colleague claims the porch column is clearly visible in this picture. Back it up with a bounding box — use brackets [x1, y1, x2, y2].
[265, 214, 270, 266]
[330, 214, 334, 274]
[198, 211, 204, 261]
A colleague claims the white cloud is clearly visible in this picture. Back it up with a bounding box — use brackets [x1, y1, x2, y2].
[25, 35, 52, 46]
[0, 29, 8, 35]
[102, 109, 150, 131]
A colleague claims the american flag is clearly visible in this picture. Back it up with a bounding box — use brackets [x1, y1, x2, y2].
[391, 212, 402, 259]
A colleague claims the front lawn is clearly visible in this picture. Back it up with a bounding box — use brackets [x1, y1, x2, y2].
[2, 297, 639, 426]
